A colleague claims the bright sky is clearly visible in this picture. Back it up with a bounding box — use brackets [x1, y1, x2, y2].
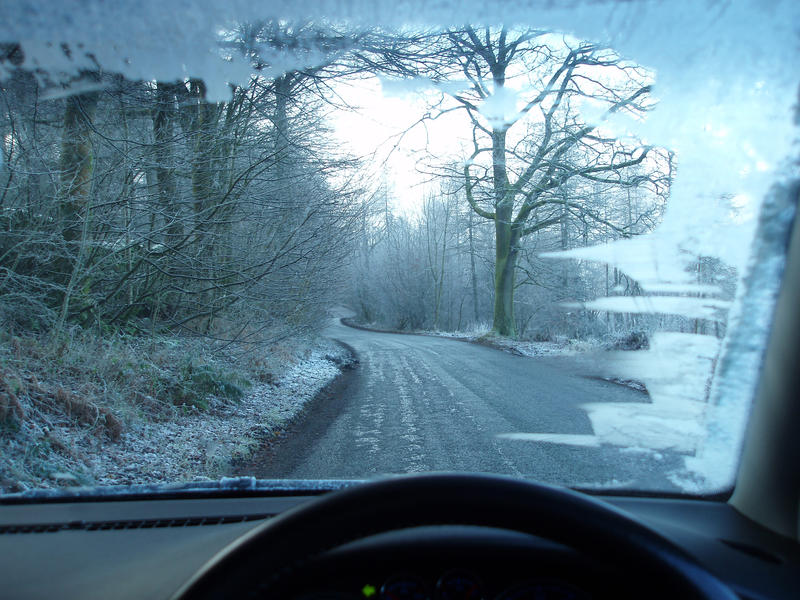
[327, 67, 643, 216]
[330, 76, 472, 214]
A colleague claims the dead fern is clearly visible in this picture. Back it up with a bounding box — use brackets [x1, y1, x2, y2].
[0, 370, 25, 426]
[53, 387, 122, 441]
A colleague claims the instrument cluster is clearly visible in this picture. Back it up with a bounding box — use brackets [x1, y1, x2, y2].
[299, 568, 591, 600]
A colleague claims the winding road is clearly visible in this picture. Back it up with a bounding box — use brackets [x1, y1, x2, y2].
[261, 311, 683, 492]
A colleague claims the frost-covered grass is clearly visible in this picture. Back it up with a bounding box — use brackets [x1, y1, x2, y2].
[408, 326, 604, 358]
[345, 317, 613, 357]
[0, 330, 351, 493]
[475, 334, 602, 358]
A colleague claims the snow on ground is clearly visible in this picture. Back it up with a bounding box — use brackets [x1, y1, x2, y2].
[479, 336, 600, 358]
[423, 329, 600, 357]
[92, 340, 350, 486]
[5, 340, 351, 491]
[428, 329, 651, 391]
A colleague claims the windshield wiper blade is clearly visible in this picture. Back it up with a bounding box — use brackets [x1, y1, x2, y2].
[0, 477, 365, 504]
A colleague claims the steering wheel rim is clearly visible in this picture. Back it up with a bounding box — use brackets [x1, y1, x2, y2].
[172, 473, 736, 600]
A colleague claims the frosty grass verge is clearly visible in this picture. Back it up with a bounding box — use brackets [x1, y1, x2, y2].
[94, 339, 350, 486]
[19, 340, 350, 490]
[435, 332, 646, 392]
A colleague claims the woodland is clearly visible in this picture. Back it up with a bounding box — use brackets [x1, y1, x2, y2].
[0, 25, 734, 451]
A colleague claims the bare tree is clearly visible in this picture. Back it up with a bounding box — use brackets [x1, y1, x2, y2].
[369, 26, 669, 336]
[0, 26, 365, 346]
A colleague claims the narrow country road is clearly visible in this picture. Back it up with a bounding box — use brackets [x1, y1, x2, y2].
[262, 311, 683, 492]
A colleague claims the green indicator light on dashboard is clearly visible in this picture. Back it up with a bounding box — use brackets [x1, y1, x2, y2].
[361, 584, 377, 598]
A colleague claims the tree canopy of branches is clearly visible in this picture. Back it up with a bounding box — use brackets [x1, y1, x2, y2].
[1, 23, 682, 348]
[0, 25, 364, 346]
[363, 26, 671, 336]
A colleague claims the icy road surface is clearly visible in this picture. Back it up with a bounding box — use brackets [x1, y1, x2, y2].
[263, 313, 684, 492]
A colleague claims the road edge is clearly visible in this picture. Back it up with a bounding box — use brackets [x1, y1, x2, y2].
[340, 317, 646, 394]
[230, 339, 361, 477]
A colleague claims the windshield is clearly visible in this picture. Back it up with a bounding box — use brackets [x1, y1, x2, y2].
[1, 0, 797, 498]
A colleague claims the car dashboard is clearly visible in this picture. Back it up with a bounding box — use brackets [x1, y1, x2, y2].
[287, 526, 616, 600]
[1, 488, 799, 600]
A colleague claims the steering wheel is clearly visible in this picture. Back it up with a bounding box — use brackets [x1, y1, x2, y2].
[172, 473, 736, 599]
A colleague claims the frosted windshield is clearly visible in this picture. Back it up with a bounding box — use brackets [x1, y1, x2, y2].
[0, 0, 797, 496]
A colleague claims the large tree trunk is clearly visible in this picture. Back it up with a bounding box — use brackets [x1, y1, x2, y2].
[183, 80, 220, 332]
[189, 84, 217, 234]
[55, 90, 100, 330]
[468, 209, 479, 323]
[59, 91, 100, 244]
[273, 75, 290, 177]
[272, 74, 300, 227]
[490, 126, 518, 337]
[493, 217, 519, 337]
[152, 82, 182, 242]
